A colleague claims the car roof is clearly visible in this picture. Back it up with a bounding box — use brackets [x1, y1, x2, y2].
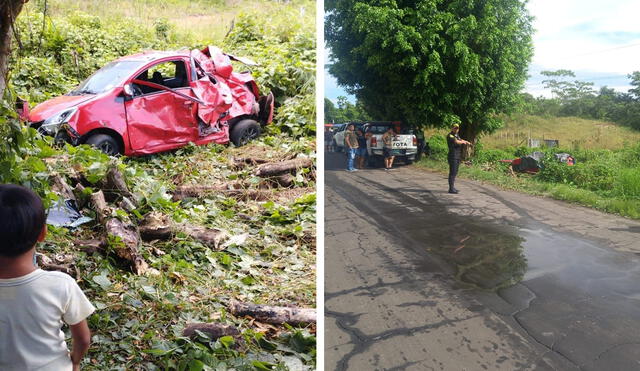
[116, 50, 190, 62]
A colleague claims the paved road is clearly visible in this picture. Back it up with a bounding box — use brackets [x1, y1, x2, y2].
[325, 152, 640, 370]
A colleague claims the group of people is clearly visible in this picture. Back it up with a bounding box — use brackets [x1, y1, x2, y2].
[326, 121, 470, 194]
[342, 124, 398, 172]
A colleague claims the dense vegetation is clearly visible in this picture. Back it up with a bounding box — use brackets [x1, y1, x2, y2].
[323, 97, 370, 123]
[1, 0, 316, 369]
[325, 0, 534, 146]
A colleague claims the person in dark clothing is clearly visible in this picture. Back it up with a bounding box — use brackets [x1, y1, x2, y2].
[355, 129, 368, 169]
[446, 123, 471, 194]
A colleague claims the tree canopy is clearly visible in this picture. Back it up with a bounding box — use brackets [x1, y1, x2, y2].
[324, 96, 372, 123]
[325, 0, 534, 144]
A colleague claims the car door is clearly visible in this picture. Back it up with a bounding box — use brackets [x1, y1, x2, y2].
[125, 59, 199, 152]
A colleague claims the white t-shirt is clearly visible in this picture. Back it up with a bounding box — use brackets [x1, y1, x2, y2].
[0, 269, 95, 370]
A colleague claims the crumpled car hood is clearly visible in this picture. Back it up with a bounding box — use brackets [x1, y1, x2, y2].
[29, 94, 95, 122]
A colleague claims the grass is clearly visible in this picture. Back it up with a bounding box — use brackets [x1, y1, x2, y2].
[28, 0, 314, 45]
[422, 114, 640, 151]
[43, 135, 317, 369]
[415, 156, 640, 220]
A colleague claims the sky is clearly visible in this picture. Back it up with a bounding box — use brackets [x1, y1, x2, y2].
[325, 0, 640, 102]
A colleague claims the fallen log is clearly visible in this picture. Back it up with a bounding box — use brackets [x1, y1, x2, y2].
[90, 190, 148, 275]
[183, 323, 240, 340]
[274, 173, 295, 188]
[105, 218, 149, 275]
[102, 164, 137, 205]
[51, 174, 76, 201]
[229, 301, 316, 325]
[254, 158, 313, 177]
[172, 186, 272, 202]
[139, 212, 228, 249]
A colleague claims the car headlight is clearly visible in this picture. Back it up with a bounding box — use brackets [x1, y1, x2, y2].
[39, 107, 78, 135]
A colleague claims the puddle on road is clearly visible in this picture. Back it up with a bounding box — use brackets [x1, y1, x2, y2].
[426, 226, 527, 290]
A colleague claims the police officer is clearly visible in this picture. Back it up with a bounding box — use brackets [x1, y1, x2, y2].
[446, 123, 471, 194]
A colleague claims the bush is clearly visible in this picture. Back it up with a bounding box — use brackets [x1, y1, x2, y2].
[614, 168, 640, 200]
[427, 134, 448, 160]
[473, 148, 513, 164]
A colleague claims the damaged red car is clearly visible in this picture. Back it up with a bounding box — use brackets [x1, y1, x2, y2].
[19, 46, 274, 156]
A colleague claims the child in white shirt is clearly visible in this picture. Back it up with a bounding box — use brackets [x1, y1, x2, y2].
[0, 184, 95, 370]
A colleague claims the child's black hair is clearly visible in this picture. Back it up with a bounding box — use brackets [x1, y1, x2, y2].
[0, 184, 46, 257]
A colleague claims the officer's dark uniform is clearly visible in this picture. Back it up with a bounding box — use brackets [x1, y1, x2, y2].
[447, 131, 462, 193]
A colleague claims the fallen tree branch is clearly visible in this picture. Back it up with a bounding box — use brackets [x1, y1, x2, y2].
[172, 185, 273, 202]
[90, 190, 149, 275]
[254, 158, 313, 177]
[229, 301, 316, 325]
[139, 212, 228, 250]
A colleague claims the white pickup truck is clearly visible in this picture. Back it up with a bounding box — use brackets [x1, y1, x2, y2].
[364, 122, 418, 166]
[333, 122, 364, 152]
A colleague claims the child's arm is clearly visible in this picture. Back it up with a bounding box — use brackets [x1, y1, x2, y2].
[69, 320, 91, 369]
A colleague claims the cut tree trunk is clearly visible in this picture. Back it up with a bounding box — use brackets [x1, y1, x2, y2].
[90, 190, 148, 275]
[229, 301, 316, 325]
[254, 158, 313, 177]
[139, 212, 228, 249]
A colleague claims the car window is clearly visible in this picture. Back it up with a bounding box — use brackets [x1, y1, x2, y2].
[69, 60, 147, 95]
[132, 60, 190, 96]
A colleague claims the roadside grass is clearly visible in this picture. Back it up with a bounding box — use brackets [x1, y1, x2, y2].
[416, 156, 640, 220]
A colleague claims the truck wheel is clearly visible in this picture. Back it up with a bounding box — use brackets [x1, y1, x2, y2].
[85, 134, 121, 156]
[230, 119, 261, 146]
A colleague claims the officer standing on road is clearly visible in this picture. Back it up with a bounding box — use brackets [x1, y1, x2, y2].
[447, 123, 471, 194]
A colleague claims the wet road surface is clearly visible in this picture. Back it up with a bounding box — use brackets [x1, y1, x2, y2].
[324, 152, 640, 370]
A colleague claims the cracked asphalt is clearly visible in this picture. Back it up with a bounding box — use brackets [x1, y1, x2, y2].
[324, 152, 640, 370]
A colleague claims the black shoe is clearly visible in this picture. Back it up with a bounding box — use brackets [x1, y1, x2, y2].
[448, 189, 458, 194]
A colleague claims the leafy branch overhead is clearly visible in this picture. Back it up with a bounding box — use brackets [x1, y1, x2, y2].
[325, 0, 534, 144]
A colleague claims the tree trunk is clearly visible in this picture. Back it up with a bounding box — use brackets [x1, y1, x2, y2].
[460, 124, 479, 160]
[254, 158, 313, 177]
[0, 1, 25, 98]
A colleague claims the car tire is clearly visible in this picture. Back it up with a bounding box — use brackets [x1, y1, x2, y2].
[230, 119, 261, 146]
[85, 134, 121, 156]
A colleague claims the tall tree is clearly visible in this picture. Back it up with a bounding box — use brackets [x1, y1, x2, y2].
[326, 0, 534, 154]
[0, 0, 27, 97]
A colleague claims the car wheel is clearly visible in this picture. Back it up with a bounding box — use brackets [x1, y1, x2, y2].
[85, 134, 121, 156]
[230, 119, 261, 146]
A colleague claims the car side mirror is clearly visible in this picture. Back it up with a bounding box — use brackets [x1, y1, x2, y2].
[123, 83, 134, 96]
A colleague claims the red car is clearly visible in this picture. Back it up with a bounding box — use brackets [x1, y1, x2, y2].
[19, 46, 274, 156]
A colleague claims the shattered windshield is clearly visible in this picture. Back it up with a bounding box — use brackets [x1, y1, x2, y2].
[69, 60, 147, 95]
